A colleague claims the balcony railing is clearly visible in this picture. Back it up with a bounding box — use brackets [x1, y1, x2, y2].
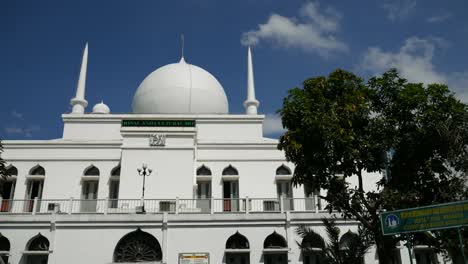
[0, 197, 329, 215]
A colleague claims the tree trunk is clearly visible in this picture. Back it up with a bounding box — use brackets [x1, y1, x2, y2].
[374, 233, 395, 264]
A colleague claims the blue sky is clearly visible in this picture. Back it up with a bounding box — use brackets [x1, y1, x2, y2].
[1, 0, 467, 139]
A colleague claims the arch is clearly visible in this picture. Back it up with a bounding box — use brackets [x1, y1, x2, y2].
[301, 232, 325, 250]
[114, 229, 162, 262]
[264, 231, 287, 249]
[27, 234, 50, 251]
[0, 234, 9, 264]
[197, 165, 212, 176]
[29, 165, 45, 176]
[339, 230, 358, 249]
[276, 165, 291, 175]
[111, 165, 121, 176]
[84, 165, 100, 176]
[226, 231, 249, 249]
[222, 165, 238, 176]
[5, 166, 18, 176]
[0, 234, 10, 251]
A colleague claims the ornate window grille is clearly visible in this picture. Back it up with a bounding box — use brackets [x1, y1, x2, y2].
[114, 229, 162, 262]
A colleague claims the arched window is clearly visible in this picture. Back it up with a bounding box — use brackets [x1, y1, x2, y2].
[111, 166, 121, 176]
[276, 165, 291, 175]
[25, 234, 49, 264]
[30, 165, 45, 176]
[84, 165, 100, 176]
[222, 165, 238, 175]
[6, 166, 18, 176]
[26, 166, 45, 212]
[226, 232, 249, 249]
[301, 231, 325, 264]
[197, 165, 212, 176]
[226, 232, 250, 264]
[301, 232, 325, 250]
[339, 230, 358, 250]
[114, 229, 162, 262]
[264, 232, 287, 249]
[1, 166, 18, 211]
[109, 165, 121, 209]
[27, 234, 50, 251]
[0, 234, 10, 263]
[264, 232, 287, 264]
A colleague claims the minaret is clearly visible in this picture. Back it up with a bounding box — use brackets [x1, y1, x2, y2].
[244, 46, 259, 115]
[70, 43, 89, 114]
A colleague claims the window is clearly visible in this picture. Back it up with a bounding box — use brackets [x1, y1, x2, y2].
[413, 234, 437, 264]
[111, 166, 120, 177]
[0, 234, 10, 264]
[84, 165, 100, 176]
[26, 166, 45, 212]
[196, 181, 211, 213]
[226, 232, 250, 264]
[81, 181, 98, 213]
[30, 165, 45, 176]
[222, 165, 238, 175]
[226, 232, 249, 249]
[276, 165, 291, 175]
[264, 232, 287, 249]
[1, 166, 17, 212]
[109, 166, 120, 209]
[114, 229, 162, 263]
[222, 165, 239, 212]
[277, 181, 293, 211]
[197, 165, 211, 176]
[304, 185, 321, 211]
[301, 232, 325, 264]
[25, 234, 49, 264]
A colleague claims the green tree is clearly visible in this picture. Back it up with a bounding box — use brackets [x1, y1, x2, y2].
[278, 69, 468, 263]
[296, 218, 372, 264]
[0, 139, 7, 180]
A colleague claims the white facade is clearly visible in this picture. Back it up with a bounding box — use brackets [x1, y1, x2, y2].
[0, 46, 442, 264]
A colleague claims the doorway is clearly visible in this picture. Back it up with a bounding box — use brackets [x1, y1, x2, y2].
[277, 181, 293, 211]
[223, 181, 239, 212]
[81, 181, 98, 212]
[25, 180, 44, 212]
[196, 181, 211, 213]
[0, 181, 16, 212]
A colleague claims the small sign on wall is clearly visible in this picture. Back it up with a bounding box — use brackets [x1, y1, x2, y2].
[179, 253, 209, 264]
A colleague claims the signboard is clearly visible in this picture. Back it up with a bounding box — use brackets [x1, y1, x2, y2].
[179, 253, 209, 264]
[380, 200, 468, 235]
[122, 120, 195, 127]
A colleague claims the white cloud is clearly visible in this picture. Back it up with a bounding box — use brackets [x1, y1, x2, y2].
[263, 114, 286, 136]
[382, 0, 417, 21]
[241, 2, 347, 58]
[4, 125, 40, 138]
[426, 13, 452, 23]
[359, 37, 468, 102]
[11, 110, 23, 119]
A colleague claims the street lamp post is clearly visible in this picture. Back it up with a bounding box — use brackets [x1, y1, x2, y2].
[137, 163, 152, 213]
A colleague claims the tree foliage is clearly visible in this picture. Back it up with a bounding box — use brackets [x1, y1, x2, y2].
[296, 218, 372, 264]
[278, 69, 468, 263]
[0, 139, 7, 180]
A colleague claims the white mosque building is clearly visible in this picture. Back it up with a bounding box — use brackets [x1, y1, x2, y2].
[0, 44, 441, 264]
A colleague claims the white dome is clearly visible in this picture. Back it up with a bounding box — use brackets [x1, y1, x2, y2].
[132, 58, 229, 114]
[92, 101, 110, 114]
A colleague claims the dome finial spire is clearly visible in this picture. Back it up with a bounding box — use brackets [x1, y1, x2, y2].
[244, 46, 259, 115]
[70, 42, 89, 114]
[179, 34, 185, 63]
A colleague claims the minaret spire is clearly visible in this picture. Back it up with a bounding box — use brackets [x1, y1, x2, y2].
[70, 43, 89, 114]
[244, 46, 259, 115]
